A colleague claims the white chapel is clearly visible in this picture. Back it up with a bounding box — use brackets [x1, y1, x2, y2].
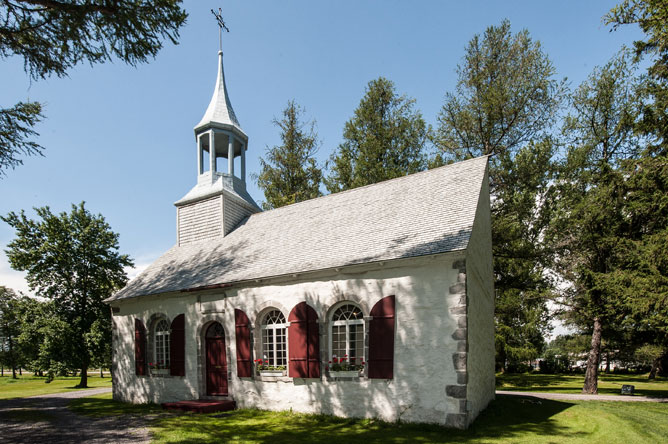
[107, 41, 495, 429]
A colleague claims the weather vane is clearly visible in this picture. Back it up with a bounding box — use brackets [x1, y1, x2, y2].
[211, 8, 229, 52]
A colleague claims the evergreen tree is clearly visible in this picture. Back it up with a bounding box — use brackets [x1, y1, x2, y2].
[551, 50, 643, 393]
[0, 0, 187, 175]
[257, 101, 322, 210]
[606, 1, 668, 378]
[435, 19, 564, 162]
[435, 20, 564, 371]
[325, 77, 429, 192]
[2, 202, 132, 387]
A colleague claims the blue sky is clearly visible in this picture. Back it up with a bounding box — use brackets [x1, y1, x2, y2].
[1, 0, 643, 295]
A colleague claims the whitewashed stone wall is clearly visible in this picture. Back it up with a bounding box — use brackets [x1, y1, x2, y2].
[464, 172, 495, 426]
[111, 253, 494, 427]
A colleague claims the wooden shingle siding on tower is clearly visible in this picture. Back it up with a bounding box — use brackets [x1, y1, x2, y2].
[223, 195, 253, 235]
[177, 195, 222, 246]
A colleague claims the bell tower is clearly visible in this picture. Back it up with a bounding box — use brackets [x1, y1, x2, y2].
[174, 13, 260, 246]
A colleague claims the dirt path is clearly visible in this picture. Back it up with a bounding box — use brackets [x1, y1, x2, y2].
[0, 388, 152, 444]
[497, 390, 668, 402]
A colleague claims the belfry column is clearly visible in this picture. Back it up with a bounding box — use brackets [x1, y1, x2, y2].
[209, 130, 216, 173]
[197, 136, 203, 175]
[241, 144, 246, 182]
[228, 134, 235, 175]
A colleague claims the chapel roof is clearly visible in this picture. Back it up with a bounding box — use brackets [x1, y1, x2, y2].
[108, 156, 488, 302]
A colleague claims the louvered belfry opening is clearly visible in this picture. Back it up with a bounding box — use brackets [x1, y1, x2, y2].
[234, 309, 252, 377]
[170, 314, 186, 376]
[288, 302, 320, 378]
[368, 295, 396, 379]
[134, 319, 147, 376]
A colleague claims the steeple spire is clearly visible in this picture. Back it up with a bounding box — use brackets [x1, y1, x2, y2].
[194, 49, 243, 132]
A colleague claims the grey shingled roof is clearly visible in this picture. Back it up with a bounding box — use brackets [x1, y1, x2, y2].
[108, 156, 488, 302]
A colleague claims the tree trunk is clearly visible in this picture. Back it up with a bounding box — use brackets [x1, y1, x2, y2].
[582, 317, 602, 394]
[77, 366, 88, 388]
[648, 352, 666, 379]
[605, 352, 610, 373]
[100, 367, 103, 378]
[8, 336, 17, 379]
[19, 367, 22, 375]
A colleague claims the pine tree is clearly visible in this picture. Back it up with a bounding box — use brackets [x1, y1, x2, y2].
[257, 101, 322, 210]
[0, 0, 187, 176]
[325, 77, 429, 193]
[606, 2, 668, 378]
[435, 20, 565, 370]
[551, 50, 644, 393]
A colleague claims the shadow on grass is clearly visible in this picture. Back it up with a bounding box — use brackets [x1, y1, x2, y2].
[69, 395, 163, 417]
[146, 396, 579, 443]
[496, 373, 668, 398]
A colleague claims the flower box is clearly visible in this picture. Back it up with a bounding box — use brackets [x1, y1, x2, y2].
[151, 368, 170, 376]
[259, 370, 285, 377]
[329, 370, 361, 378]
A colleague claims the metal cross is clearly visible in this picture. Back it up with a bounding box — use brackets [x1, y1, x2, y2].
[211, 8, 230, 52]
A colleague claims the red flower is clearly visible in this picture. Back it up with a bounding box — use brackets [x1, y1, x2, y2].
[328, 361, 332, 364]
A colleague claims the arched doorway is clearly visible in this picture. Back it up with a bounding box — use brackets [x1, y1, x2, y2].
[205, 322, 228, 396]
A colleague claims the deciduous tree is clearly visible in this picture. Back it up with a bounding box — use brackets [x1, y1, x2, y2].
[2, 202, 132, 387]
[0, 286, 21, 378]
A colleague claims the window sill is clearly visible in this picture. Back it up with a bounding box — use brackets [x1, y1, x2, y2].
[149, 369, 171, 377]
[328, 370, 363, 380]
[258, 370, 286, 377]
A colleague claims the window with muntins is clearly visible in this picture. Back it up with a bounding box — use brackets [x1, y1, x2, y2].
[261, 310, 287, 367]
[331, 304, 364, 365]
[154, 319, 170, 368]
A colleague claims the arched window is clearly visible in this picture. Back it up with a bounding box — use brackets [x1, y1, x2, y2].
[154, 319, 170, 369]
[330, 304, 364, 366]
[261, 310, 287, 367]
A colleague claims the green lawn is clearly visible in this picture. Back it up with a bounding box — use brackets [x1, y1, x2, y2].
[0, 374, 112, 400]
[496, 372, 668, 398]
[71, 392, 668, 444]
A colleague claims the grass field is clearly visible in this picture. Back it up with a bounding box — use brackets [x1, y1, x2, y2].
[496, 372, 668, 398]
[0, 374, 112, 400]
[72, 392, 668, 444]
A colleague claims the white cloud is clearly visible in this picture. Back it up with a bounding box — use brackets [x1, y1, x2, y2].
[1, 249, 161, 297]
[0, 253, 33, 297]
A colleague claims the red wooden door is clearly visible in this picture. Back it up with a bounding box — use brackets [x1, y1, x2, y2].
[206, 322, 228, 396]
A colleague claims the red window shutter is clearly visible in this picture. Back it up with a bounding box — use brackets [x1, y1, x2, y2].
[288, 302, 320, 378]
[170, 314, 185, 376]
[235, 309, 252, 377]
[368, 295, 395, 379]
[134, 319, 147, 376]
